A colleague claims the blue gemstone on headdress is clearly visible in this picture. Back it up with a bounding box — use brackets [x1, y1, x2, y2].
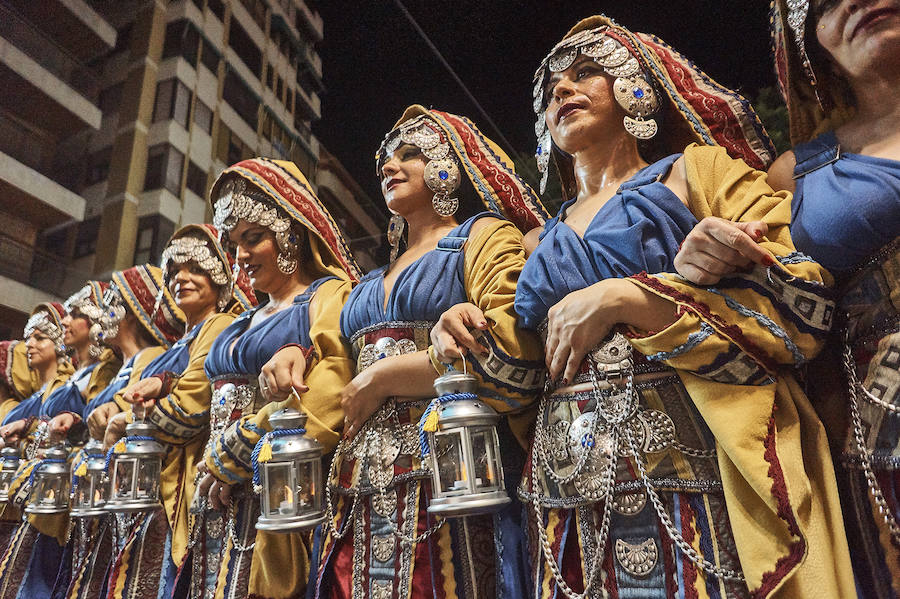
[633, 87, 644, 99]
[439, 170, 449, 180]
[536, 146, 543, 155]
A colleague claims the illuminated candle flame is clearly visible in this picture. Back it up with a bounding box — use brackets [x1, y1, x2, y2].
[284, 484, 293, 504]
[94, 489, 101, 504]
[46, 488, 55, 500]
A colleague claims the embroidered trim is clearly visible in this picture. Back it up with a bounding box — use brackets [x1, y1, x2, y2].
[646, 322, 715, 362]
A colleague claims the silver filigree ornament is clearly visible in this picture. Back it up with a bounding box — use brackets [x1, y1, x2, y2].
[786, 0, 819, 89]
[532, 26, 661, 192]
[64, 285, 106, 359]
[213, 177, 299, 276]
[24, 311, 65, 358]
[377, 115, 462, 218]
[161, 235, 233, 311]
[99, 284, 128, 343]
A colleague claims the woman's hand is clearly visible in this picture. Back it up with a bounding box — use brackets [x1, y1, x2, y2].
[340, 361, 389, 441]
[258, 346, 309, 402]
[674, 217, 773, 285]
[122, 377, 164, 407]
[0, 419, 27, 445]
[545, 279, 678, 384]
[87, 402, 121, 440]
[103, 411, 130, 449]
[430, 303, 490, 362]
[48, 413, 76, 442]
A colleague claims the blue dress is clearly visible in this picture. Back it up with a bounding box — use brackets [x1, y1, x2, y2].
[515, 154, 752, 598]
[792, 132, 900, 598]
[318, 213, 532, 599]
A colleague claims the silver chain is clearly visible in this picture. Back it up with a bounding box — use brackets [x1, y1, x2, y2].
[625, 428, 745, 582]
[324, 413, 445, 547]
[226, 499, 256, 552]
[843, 340, 900, 543]
[531, 429, 617, 599]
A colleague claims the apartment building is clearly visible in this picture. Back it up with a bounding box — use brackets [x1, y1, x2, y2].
[0, 0, 386, 339]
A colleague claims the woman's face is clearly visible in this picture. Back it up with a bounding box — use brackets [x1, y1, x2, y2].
[61, 311, 91, 350]
[167, 261, 219, 317]
[380, 143, 431, 215]
[814, 0, 900, 79]
[543, 56, 623, 155]
[25, 331, 57, 369]
[228, 219, 285, 294]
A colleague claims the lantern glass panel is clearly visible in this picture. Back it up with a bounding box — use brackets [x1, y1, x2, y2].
[265, 463, 295, 517]
[470, 426, 500, 491]
[0, 474, 11, 497]
[137, 458, 161, 499]
[434, 429, 468, 496]
[295, 459, 318, 513]
[36, 475, 66, 506]
[114, 458, 136, 498]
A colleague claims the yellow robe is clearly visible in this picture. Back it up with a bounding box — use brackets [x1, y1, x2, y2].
[624, 144, 854, 598]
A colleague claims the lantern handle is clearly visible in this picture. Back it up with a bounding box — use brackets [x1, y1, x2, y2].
[443, 348, 467, 375]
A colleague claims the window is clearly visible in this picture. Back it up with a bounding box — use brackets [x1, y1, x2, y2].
[85, 148, 112, 186]
[162, 20, 199, 67]
[207, 0, 224, 20]
[153, 79, 192, 127]
[286, 88, 293, 113]
[74, 218, 101, 259]
[193, 99, 213, 134]
[266, 63, 274, 89]
[186, 161, 207, 197]
[144, 144, 185, 195]
[227, 134, 242, 165]
[228, 20, 261, 76]
[114, 23, 132, 53]
[99, 83, 123, 114]
[276, 76, 283, 101]
[223, 70, 258, 129]
[200, 38, 219, 74]
[133, 215, 175, 266]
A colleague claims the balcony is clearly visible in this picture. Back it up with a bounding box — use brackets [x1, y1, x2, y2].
[0, 231, 86, 304]
[295, 0, 323, 43]
[0, 5, 102, 133]
[3, 0, 115, 62]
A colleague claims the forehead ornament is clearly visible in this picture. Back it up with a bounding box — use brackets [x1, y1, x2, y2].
[533, 24, 660, 192]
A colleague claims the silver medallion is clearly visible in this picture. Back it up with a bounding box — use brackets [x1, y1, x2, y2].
[372, 490, 397, 518]
[547, 419, 571, 462]
[639, 410, 676, 453]
[595, 45, 630, 68]
[606, 57, 641, 78]
[548, 49, 577, 72]
[612, 490, 647, 516]
[615, 538, 658, 578]
[396, 338, 419, 355]
[591, 332, 631, 364]
[372, 535, 396, 562]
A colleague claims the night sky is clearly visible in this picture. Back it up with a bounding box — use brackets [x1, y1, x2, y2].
[313, 1, 774, 210]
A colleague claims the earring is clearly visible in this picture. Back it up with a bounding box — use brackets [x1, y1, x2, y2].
[424, 158, 461, 217]
[613, 75, 660, 140]
[387, 214, 405, 262]
[276, 252, 298, 275]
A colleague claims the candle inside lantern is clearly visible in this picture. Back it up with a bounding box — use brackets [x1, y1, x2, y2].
[94, 489, 102, 504]
[43, 488, 56, 503]
[279, 485, 293, 515]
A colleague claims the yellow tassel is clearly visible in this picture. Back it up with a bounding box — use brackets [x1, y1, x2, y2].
[423, 408, 440, 433]
[114, 440, 126, 454]
[74, 461, 87, 477]
[258, 441, 272, 463]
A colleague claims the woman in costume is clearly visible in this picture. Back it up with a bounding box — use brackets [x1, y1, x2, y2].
[0, 284, 120, 599]
[434, 16, 855, 598]
[106, 224, 253, 599]
[0, 340, 39, 420]
[64, 264, 182, 599]
[269, 105, 548, 599]
[187, 157, 360, 599]
[673, 2, 900, 596]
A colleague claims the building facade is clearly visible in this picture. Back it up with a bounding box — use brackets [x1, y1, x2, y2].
[0, 0, 386, 339]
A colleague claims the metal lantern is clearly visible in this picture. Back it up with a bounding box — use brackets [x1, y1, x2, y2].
[70, 439, 110, 517]
[105, 421, 165, 512]
[255, 408, 325, 532]
[24, 445, 70, 514]
[426, 372, 511, 517]
[0, 447, 21, 502]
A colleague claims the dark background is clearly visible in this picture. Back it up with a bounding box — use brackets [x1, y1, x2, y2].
[314, 1, 775, 210]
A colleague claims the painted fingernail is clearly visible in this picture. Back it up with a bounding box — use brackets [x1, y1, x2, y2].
[561, 377, 569, 385]
[479, 321, 488, 328]
[763, 255, 776, 266]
